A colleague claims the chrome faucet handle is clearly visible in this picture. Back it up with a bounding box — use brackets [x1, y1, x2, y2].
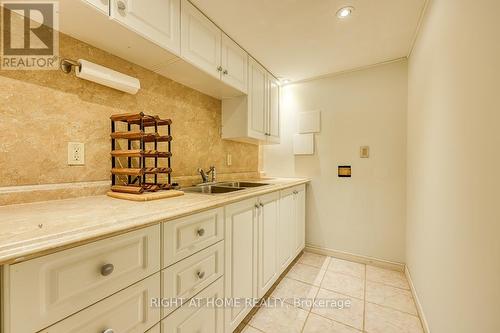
[197, 168, 208, 183]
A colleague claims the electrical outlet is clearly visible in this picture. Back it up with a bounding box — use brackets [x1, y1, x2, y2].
[68, 142, 85, 165]
[227, 153, 232, 166]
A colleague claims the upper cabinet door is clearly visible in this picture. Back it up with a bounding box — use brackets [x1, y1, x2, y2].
[248, 58, 267, 140]
[221, 34, 248, 93]
[181, 0, 222, 79]
[110, 0, 181, 54]
[83, 0, 109, 14]
[267, 74, 280, 143]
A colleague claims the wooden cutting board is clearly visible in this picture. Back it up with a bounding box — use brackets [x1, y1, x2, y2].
[107, 190, 184, 201]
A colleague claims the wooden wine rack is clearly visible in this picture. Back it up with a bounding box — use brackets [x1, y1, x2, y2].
[109, 112, 174, 195]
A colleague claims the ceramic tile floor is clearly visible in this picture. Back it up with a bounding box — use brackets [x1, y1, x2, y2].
[242, 252, 424, 333]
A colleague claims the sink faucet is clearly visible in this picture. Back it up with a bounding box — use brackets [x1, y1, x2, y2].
[197, 166, 216, 183]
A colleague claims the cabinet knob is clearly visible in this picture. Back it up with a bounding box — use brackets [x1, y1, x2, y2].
[103, 329, 114, 333]
[259, 203, 264, 207]
[117, 0, 126, 11]
[223, 69, 228, 75]
[100, 263, 114, 276]
[254, 204, 260, 209]
[217, 66, 223, 72]
[197, 228, 205, 237]
[197, 271, 205, 279]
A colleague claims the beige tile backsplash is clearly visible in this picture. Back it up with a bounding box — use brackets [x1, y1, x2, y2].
[0, 32, 259, 204]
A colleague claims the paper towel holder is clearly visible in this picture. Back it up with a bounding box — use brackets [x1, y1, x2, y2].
[59, 58, 141, 94]
[60, 58, 80, 74]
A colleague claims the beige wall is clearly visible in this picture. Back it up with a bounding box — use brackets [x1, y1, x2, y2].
[407, 0, 500, 332]
[0, 32, 258, 200]
[263, 60, 408, 263]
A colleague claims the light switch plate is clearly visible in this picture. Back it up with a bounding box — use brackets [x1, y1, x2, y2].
[68, 142, 85, 165]
[360, 146, 370, 158]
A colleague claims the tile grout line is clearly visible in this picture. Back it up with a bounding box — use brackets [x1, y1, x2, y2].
[299, 257, 329, 333]
[365, 300, 421, 318]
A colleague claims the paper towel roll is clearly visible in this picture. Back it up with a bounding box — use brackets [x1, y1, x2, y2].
[75, 59, 140, 94]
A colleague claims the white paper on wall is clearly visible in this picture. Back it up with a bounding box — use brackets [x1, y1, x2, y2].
[298, 110, 321, 133]
[293, 133, 314, 155]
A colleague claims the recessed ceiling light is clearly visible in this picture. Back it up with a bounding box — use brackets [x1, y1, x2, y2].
[279, 78, 292, 85]
[336, 6, 354, 19]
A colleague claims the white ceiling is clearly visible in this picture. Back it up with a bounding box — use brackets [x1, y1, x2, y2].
[190, 0, 426, 82]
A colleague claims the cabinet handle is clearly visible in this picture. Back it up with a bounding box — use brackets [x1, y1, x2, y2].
[100, 263, 114, 276]
[196, 228, 205, 237]
[117, 0, 126, 11]
[217, 66, 223, 72]
[197, 271, 205, 279]
[223, 69, 228, 75]
[103, 329, 114, 333]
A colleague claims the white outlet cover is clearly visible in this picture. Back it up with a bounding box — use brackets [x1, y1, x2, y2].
[68, 142, 85, 165]
[293, 133, 314, 155]
[298, 110, 321, 133]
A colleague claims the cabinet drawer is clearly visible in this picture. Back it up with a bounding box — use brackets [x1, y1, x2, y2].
[163, 208, 223, 267]
[162, 241, 224, 316]
[161, 278, 224, 333]
[41, 273, 161, 333]
[6, 225, 160, 333]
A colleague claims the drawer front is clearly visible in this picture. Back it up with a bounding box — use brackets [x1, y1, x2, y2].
[161, 277, 224, 333]
[163, 208, 224, 267]
[41, 273, 161, 333]
[8, 225, 160, 333]
[162, 241, 224, 316]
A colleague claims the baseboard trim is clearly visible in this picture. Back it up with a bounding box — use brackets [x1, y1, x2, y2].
[304, 244, 405, 272]
[405, 266, 431, 333]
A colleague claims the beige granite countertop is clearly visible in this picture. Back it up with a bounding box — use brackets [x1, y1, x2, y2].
[0, 178, 309, 265]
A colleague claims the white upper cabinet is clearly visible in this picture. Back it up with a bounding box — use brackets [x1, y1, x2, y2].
[248, 57, 268, 140]
[267, 74, 280, 143]
[181, 0, 222, 79]
[222, 59, 280, 144]
[221, 34, 248, 93]
[110, 0, 181, 54]
[83, 0, 109, 14]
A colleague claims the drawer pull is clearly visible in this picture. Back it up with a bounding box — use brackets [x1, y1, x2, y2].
[100, 263, 114, 276]
[103, 329, 114, 333]
[196, 228, 205, 237]
[196, 271, 205, 279]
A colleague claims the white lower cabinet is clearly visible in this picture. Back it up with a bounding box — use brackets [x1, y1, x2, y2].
[278, 185, 307, 272]
[40, 273, 161, 333]
[162, 241, 224, 316]
[224, 198, 259, 332]
[294, 185, 306, 256]
[1, 184, 306, 333]
[278, 188, 295, 272]
[5, 225, 160, 333]
[257, 191, 279, 298]
[161, 277, 224, 333]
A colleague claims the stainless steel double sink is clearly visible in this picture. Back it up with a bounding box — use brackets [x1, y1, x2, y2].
[182, 181, 270, 194]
